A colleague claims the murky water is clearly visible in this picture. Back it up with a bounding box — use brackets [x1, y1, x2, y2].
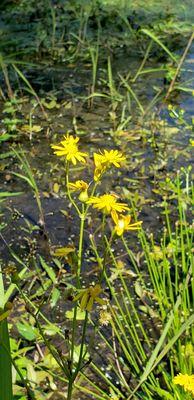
[1, 46, 193, 249]
[0, 36, 193, 399]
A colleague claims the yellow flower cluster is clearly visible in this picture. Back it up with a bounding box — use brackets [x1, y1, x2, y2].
[74, 284, 106, 312]
[51, 134, 142, 235]
[51, 133, 125, 176]
[93, 149, 126, 181]
[87, 195, 142, 235]
[173, 373, 194, 395]
[51, 134, 88, 165]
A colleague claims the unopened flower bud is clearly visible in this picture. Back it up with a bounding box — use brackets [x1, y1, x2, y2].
[79, 190, 88, 203]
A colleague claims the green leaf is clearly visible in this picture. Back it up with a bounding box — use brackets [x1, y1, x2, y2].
[73, 344, 89, 363]
[43, 324, 60, 336]
[0, 133, 12, 142]
[50, 287, 60, 308]
[66, 309, 86, 320]
[16, 322, 37, 341]
[141, 29, 178, 63]
[0, 191, 22, 198]
[11, 172, 35, 189]
[27, 364, 37, 388]
[40, 256, 56, 283]
[134, 280, 144, 299]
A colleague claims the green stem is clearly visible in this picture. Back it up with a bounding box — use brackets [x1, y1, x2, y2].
[122, 235, 142, 276]
[67, 379, 73, 400]
[2, 342, 35, 399]
[77, 204, 85, 281]
[0, 266, 13, 400]
[70, 305, 78, 371]
[0, 320, 13, 400]
[68, 203, 86, 399]
[65, 163, 81, 216]
[72, 310, 88, 379]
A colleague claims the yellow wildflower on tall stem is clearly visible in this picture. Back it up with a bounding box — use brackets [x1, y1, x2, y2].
[51, 135, 92, 400]
[87, 193, 130, 217]
[112, 211, 142, 236]
[74, 284, 106, 312]
[68, 180, 89, 202]
[51, 134, 88, 165]
[173, 373, 194, 395]
[68, 180, 89, 192]
[93, 149, 125, 181]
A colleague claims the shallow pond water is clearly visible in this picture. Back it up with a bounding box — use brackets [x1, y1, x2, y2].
[1, 46, 193, 248]
[0, 40, 193, 399]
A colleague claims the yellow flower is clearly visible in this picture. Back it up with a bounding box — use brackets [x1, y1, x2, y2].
[112, 212, 142, 236]
[87, 194, 130, 216]
[51, 134, 88, 165]
[190, 140, 194, 146]
[68, 180, 89, 202]
[93, 150, 125, 181]
[150, 245, 163, 261]
[68, 180, 89, 191]
[94, 149, 126, 168]
[93, 153, 106, 181]
[109, 387, 121, 400]
[74, 284, 106, 312]
[99, 309, 112, 326]
[173, 373, 194, 395]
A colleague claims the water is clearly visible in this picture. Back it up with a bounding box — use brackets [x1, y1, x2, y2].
[1, 44, 194, 255]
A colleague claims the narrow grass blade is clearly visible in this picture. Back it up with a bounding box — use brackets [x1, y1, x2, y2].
[119, 74, 144, 114]
[12, 64, 47, 118]
[0, 191, 22, 197]
[141, 29, 178, 63]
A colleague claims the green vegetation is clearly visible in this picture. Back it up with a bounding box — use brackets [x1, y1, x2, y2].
[0, 1, 193, 399]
